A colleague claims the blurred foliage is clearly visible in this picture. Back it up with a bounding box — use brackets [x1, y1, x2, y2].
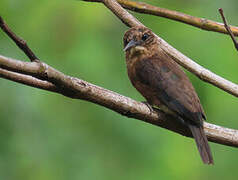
[0, 0, 238, 179]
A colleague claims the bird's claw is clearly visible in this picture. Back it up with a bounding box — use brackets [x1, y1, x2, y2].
[141, 101, 154, 113]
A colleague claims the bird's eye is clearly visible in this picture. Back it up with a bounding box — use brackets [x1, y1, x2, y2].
[142, 33, 149, 41]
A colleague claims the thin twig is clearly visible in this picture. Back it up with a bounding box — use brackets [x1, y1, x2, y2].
[83, 0, 238, 36]
[0, 16, 38, 61]
[1, 55, 238, 147]
[219, 8, 238, 51]
[0, 67, 58, 92]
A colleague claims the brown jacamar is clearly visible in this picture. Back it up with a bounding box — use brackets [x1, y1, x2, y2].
[123, 26, 213, 164]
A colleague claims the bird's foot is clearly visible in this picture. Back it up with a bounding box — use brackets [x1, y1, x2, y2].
[141, 101, 154, 113]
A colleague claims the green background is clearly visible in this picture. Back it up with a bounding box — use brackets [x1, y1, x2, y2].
[0, 0, 238, 179]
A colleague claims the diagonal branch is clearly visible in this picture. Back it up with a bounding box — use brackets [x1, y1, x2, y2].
[102, 0, 142, 27]
[1, 54, 238, 147]
[0, 16, 38, 61]
[84, 0, 238, 36]
[96, 0, 238, 98]
[219, 8, 238, 51]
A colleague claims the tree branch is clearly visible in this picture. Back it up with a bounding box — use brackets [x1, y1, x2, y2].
[95, 0, 238, 98]
[84, 0, 238, 36]
[0, 16, 38, 61]
[1, 0, 238, 149]
[219, 8, 238, 51]
[0, 67, 58, 92]
[102, 0, 142, 27]
[1, 54, 238, 147]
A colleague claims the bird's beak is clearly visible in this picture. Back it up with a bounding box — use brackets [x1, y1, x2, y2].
[123, 39, 139, 51]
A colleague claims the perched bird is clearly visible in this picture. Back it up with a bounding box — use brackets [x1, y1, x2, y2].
[123, 26, 213, 164]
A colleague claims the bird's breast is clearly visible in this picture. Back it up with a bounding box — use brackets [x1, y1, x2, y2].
[126, 57, 162, 106]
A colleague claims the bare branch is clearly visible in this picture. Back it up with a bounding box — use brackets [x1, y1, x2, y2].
[1, 54, 238, 147]
[102, 0, 143, 27]
[84, 0, 238, 36]
[1, 0, 238, 150]
[159, 39, 238, 97]
[219, 8, 238, 51]
[88, 0, 238, 97]
[0, 16, 38, 61]
[0, 67, 58, 92]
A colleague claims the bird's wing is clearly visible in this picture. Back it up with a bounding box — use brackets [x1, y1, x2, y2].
[134, 51, 205, 125]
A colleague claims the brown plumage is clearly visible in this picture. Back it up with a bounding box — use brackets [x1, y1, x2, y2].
[123, 26, 213, 164]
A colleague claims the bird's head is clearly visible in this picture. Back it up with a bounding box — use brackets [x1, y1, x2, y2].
[123, 26, 157, 57]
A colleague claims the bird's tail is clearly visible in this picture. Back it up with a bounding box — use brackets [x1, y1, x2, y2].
[188, 124, 214, 165]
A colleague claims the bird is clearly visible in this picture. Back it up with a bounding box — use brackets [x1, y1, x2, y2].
[123, 26, 213, 165]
